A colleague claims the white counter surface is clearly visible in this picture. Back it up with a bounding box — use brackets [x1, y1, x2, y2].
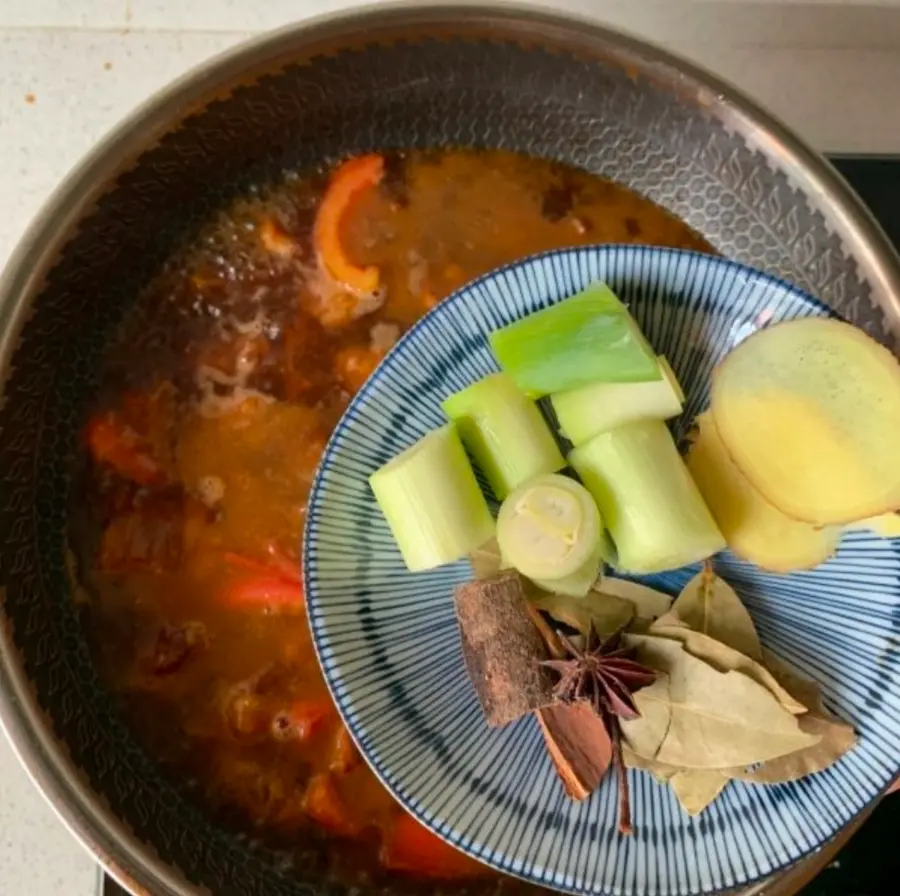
[1, 2, 899, 894]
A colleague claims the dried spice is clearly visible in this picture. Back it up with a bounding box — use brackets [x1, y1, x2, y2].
[726, 708, 855, 785]
[454, 571, 555, 726]
[531, 589, 634, 637]
[522, 603, 616, 801]
[669, 769, 729, 816]
[647, 624, 806, 715]
[457, 557, 855, 828]
[595, 577, 673, 622]
[542, 627, 657, 719]
[618, 676, 671, 762]
[617, 570, 857, 817]
[762, 649, 826, 711]
[536, 702, 613, 800]
[622, 635, 819, 770]
[541, 626, 657, 834]
[655, 563, 761, 660]
[625, 747, 731, 815]
[468, 538, 505, 580]
[723, 651, 856, 784]
[623, 746, 675, 782]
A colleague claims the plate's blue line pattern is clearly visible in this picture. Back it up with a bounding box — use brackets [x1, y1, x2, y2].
[303, 245, 900, 896]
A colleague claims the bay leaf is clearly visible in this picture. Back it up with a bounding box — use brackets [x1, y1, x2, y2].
[724, 709, 856, 784]
[648, 625, 806, 715]
[721, 648, 857, 783]
[624, 748, 729, 815]
[622, 745, 677, 784]
[595, 577, 673, 621]
[532, 590, 633, 638]
[619, 674, 672, 761]
[761, 649, 822, 711]
[625, 635, 820, 769]
[669, 769, 729, 816]
[655, 566, 762, 661]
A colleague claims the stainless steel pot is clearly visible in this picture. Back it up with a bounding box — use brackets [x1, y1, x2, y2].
[1, 5, 898, 896]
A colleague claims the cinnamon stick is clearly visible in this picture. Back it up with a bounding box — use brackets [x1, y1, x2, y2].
[524, 601, 565, 659]
[537, 702, 614, 800]
[454, 571, 555, 727]
[612, 727, 633, 834]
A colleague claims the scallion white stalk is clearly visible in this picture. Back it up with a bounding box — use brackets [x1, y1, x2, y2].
[442, 373, 565, 499]
[551, 356, 684, 446]
[569, 421, 725, 574]
[369, 424, 495, 572]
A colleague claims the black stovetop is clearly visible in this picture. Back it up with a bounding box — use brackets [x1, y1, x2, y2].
[100, 157, 900, 896]
[831, 157, 900, 249]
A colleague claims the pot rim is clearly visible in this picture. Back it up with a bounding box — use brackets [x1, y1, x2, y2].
[1, 4, 898, 895]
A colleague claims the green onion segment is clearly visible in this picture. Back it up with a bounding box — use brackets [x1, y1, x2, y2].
[552, 356, 684, 446]
[442, 373, 565, 499]
[488, 282, 660, 397]
[530, 553, 603, 599]
[496, 473, 602, 584]
[568, 421, 725, 574]
[369, 424, 496, 572]
[497, 533, 599, 598]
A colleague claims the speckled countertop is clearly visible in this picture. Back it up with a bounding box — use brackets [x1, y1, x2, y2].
[2, 2, 900, 894]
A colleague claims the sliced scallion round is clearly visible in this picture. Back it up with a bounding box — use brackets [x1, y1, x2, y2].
[496, 473, 602, 582]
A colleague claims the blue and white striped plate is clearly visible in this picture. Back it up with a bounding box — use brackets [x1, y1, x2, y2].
[303, 246, 900, 896]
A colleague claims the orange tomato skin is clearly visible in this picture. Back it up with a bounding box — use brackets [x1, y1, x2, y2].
[314, 154, 384, 293]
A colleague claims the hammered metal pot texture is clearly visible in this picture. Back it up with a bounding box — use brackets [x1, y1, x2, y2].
[0, 6, 899, 896]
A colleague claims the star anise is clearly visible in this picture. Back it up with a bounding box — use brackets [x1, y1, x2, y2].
[540, 624, 656, 835]
[541, 625, 657, 719]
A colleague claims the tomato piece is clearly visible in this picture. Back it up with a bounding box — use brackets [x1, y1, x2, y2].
[314, 154, 384, 293]
[219, 575, 305, 610]
[303, 773, 361, 837]
[223, 547, 301, 584]
[224, 552, 274, 576]
[380, 812, 486, 878]
[85, 411, 163, 485]
[263, 543, 303, 582]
